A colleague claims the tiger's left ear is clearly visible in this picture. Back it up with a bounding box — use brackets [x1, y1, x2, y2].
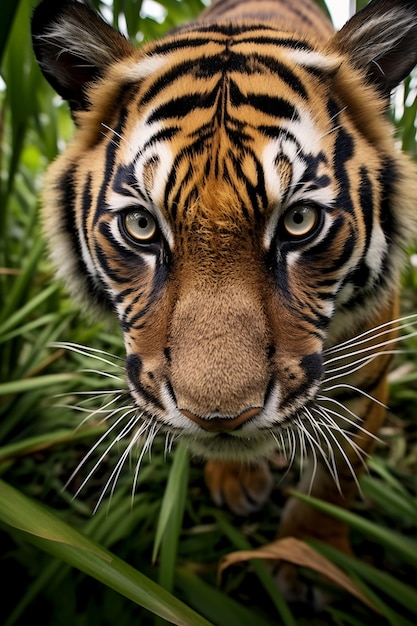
[31, 0, 134, 113]
[330, 0, 417, 96]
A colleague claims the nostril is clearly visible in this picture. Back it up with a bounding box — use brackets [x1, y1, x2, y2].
[179, 406, 263, 433]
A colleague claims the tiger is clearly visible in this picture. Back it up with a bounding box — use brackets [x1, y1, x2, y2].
[32, 0, 417, 602]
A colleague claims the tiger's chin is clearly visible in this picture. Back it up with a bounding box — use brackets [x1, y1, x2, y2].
[180, 430, 278, 461]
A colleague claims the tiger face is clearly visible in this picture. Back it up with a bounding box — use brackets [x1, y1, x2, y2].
[32, 0, 417, 467]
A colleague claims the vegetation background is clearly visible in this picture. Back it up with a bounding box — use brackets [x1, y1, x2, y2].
[1, 1, 417, 625]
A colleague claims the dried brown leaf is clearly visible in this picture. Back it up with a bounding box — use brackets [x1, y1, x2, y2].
[219, 537, 378, 612]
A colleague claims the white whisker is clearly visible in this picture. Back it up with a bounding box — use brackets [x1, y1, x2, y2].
[300, 410, 342, 492]
[315, 422, 363, 494]
[324, 313, 417, 356]
[74, 395, 126, 428]
[316, 396, 383, 444]
[324, 332, 417, 369]
[80, 368, 124, 382]
[313, 405, 372, 464]
[101, 122, 128, 144]
[164, 431, 175, 457]
[131, 420, 160, 504]
[323, 350, 409, 381]
[93, 418, 150, 514]
[67, 408, 140, 497]
[322, 382, 388, 409]
[54, 388, 125, 398]
[50, 341, 125, 368]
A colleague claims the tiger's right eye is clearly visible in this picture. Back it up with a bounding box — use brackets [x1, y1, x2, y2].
[122, 209, 158, 244]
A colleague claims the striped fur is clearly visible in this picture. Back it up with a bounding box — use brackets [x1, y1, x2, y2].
[32, 0, 417, 588]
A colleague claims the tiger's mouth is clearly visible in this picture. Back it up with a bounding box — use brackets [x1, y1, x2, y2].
[178, 406, 264, 433]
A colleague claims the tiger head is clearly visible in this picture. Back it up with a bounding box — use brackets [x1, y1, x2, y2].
[32, 0, 417, 460]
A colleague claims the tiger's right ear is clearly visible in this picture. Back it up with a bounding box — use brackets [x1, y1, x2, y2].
[31, 0, 133, 113]
[330, 0, 417, 97]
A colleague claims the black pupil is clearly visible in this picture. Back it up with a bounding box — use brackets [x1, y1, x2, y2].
[138, 216, 149, 229]
[293, 211, 304, 224]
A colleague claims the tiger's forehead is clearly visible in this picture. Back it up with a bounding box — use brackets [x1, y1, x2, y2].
[112, 28, 338, 225]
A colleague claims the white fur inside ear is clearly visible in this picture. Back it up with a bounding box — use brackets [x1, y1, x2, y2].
[37, 20, 117, 67]
[343, 10, 414, 65]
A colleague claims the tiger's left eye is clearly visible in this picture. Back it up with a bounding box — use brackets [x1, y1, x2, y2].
[123, 209, 157, 243]
[282, 204, 319, 239]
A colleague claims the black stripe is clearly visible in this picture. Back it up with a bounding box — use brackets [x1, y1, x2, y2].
[112, 162, 148, 203]
[148, 89, 218, 123]
[281, 352, 323, 411]
[359, 166, 374, 250]
[333, 127, 355, 213]
[229, 80, 300, 119]
[142, 126, 180, 150]
[126, 354, 165, 412]
[61, 166, 111, 310]
[379, 157, 399, 244]
[141, 59, 203, 105]
[94, 107, 129, 224]
[236, 35, 313, 51]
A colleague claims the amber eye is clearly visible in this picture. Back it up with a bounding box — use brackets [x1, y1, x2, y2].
[123, 209, 157, 243]
[282, 204, 319, 239]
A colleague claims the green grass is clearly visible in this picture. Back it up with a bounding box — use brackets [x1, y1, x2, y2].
[1, 1, 417, 625]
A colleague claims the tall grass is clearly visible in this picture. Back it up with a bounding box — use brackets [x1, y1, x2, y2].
[1, 1, 417, 625]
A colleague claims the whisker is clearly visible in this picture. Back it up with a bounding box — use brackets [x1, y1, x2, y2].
[316, 396, 383, 444]
[313, 421, 364, 494]
[321, 382, 388, 409]
[294, 416, 320, 494]
[300, 410, 342, 493]
[101, 122, 128, 145]
[323, 349, 412, 383]
[324, 313, 417, 356]
[131, 420, 160, 505]
[93, 418, 150, 514]
[270, 430, 287, 460]
[164, 431, 175, 457]
[295, 418, 307, 476]
[54, 401, 123, 415]
[66, 407, 139, 496]
[50, 341, 125, 368]
[54, 389, 126, 398]
[324, 333, 417, 369]
[313, 405, 373, 466]
[287, 428, 297, 470]
[79, 368, 124, 382]
[73, 395, 126, 428]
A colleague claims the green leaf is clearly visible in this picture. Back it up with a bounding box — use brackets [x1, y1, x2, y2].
[0, 373, 75, 396]
[153, 441, 189, 565]
[0, 0, 20, 62]
[177, 566, 274, 626]
[0, 480, 213, 626]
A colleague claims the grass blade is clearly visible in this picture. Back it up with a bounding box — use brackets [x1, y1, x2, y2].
[0, 479, 214, 626]
[292, 491, 417, 569]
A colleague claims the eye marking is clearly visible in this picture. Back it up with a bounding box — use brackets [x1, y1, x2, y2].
[121, 208, 158, 244]
[281, 204, 320, 240]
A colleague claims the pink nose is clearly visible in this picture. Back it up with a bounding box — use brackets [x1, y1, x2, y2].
[179, 406, 263, 433]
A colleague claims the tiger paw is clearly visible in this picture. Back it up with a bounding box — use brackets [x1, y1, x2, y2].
[204, 459, 273, 515]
